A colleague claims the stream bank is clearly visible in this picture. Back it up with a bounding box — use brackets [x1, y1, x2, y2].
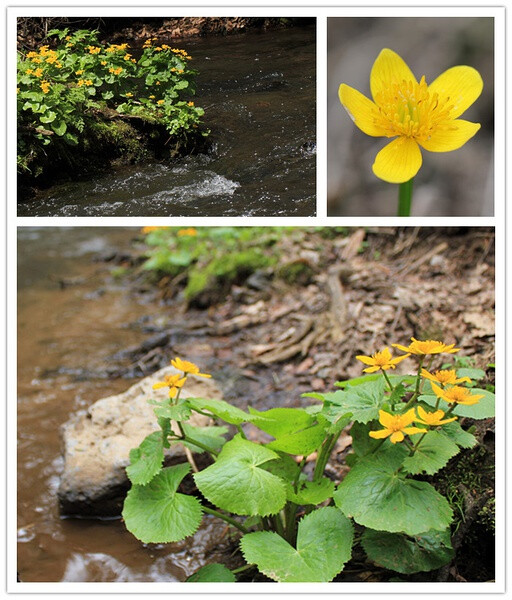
[17, 227, 495, 582]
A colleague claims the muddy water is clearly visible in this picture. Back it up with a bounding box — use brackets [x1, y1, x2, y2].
[16, 228, 226, 582]
[18, 26, 316, 217]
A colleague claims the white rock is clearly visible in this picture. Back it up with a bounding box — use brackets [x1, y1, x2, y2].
[58, 366, 222, 517]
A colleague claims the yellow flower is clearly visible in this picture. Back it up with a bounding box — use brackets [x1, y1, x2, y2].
[101, 60, 107, 66]
[187, 101, 195, 107]
[149, 95, 156, 99]
[152, 373, 187, 397]
[415, 405, 457, 426]
[124, 53, 132, 60]
[356, 347, 409, 373]
[45, 54, 58, 64]
[65, 35, 71, 41]
[40, 80, 50, 94]
[16, 87, 20, 94]
[75, 69, 84, 76]
[161, 44, 170, 50]
[421, 368, 471, 386]
[109, 67, 123, 75]
[369, 409, 427, 444]
[392, 338, 459, 356]
[177, 228, 197, 237]
[131, 58, 137, 63]
[171, 357, 211, 378]
[157, 99, 165, 105]
[154, 47, 163, 52]
[125, 92, 133, 97]
[431, 383, 484, 406]
[77, 79, 85, 87]
[88, 45, 101, 54]
[339, 48, 483, 183]
[34, 68, 44, 78]
[31, 57, 42, 64]
[26, 69, 33, 75]
[84, 80, 93, 86]
[39, 45, 49, 55]
[27, 51, 38, 59]
[141, 226, 168, 234]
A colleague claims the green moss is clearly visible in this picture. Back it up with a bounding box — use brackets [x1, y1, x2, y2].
[277, 259, 314, 286]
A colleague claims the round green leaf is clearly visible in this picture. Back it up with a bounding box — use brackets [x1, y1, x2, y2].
[333, 446, 453, 535]
[187, 563, 236, 582]
[402, 431, 460, 476]
[193, 435, 286, 516]
[187, 397, 250, 425]
[240, 507, 354, 582]
[327, 379, 387, 424]
[123, 464, 202, 543]
[362, 528, 454, 574]
[126, 431, 164, 485]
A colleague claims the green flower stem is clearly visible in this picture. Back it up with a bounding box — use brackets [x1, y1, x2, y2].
[284, 502, 298, 545]
[402, 356, 425, 411]
[231, 563, 256, 575]
[382, 370, 394, 392]
[202, 506, 249, 534]
[273, 512, 285, 538]
[313, 433, 337, 482]
[398, 177, 414, 216]
[177, 422, 218, 458]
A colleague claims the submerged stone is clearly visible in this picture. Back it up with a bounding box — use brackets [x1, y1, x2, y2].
[58, 366, 221, 517]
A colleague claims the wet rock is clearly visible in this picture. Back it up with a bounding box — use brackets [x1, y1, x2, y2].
[58, 366, 222, 518]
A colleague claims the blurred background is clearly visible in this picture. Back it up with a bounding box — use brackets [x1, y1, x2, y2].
[327, 17, 494, 216]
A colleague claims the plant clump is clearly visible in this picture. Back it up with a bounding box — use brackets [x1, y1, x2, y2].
[17, 28, 207, 182]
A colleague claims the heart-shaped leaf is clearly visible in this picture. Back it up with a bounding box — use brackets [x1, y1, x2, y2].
[362, 527, 454, 574]
[187, 563, 236, 582]
[240, 507, 354, 582]
[187, 397, 250, 425]
[193, 435, 286, 516]
[402, 431, 460, 476]
[333, 446, 453, 535]
[123, 464, 202, 543]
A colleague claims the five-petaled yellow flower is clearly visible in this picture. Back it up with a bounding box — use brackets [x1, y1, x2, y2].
[171, 357, 211, 378]
[421, 368, 471, 386]
[431, 383, 484, 406]
[177, 228, 197, 237]
[339, 48, 483, 183]
[356, 347, 409, 373]
[393, 338, 459, 356]
[152, 373, 187, 397]
[369, 409, 426, 444]
[415, 406, 457, 426]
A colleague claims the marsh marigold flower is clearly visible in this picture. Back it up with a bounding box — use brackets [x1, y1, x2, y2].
[415, 405, 457, 426]
[171, 357, 211, 378]
[421, 368, 471, 386]
[431, 383, 484, 406]
[393, 338, 459, 356]
[356, 347, 409, 373]
[339, 48, 483, 183]
[177, 228, 197, 237]
[369, 409, 426, 444]
[152, 373, 187, 397]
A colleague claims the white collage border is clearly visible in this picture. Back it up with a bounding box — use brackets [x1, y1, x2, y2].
[3, 2, 508, 598]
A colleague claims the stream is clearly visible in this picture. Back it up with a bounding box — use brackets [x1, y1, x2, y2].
[17, 228, 226, 582]
[18, 26, 316, 217]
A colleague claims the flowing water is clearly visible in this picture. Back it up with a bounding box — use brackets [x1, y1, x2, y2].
[16, 228, 230, 582]
[18, 26, 316, 217]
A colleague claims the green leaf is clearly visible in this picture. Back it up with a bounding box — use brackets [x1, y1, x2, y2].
[187, 397, 250, 425]
[266, 422, 327, 456]
[125, 431, 164, 485]
[288, 478, 336, 506]
[350, 421, 383, 457]
[457, 367, 486, 383]
[63, 132, 79, 145]
[419, 388, 494, 419]
[187, 563, 236, 582]
[102, 90, 114, 100]
[362, 528, 454, 574]
[240, 507, 353, 582]
[122, 464, 202, 543]
[248, 407, 314, 437]
[174, 79, 189, 90]
[335, 374, 415, 389]
[439, 421, 477, 449]
[333, 446, 453, 535]
[181, 423, 228, 454]
[51, 120, 67, 136]
[193, 435, 286, 516]
[153, 401, 191, 421]
[328, 379, 387, 424]
[39, 111, 57, 123]
[402, 431, 459, 476]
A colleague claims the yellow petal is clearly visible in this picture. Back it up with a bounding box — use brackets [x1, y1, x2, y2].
[362, 366, 380, 373]
[431, 382, 445, 398]
[356, 354, 376, 365]
[392, 343, 411, 353]
[378, 410, 395, 428]
[419, 119, 480, 152]
[372, 137, 422, 183]
[370, 429, 392, 439]
[402, 426, 428, 435]
[401, 408, 417, 427]
[339, 84, 387, 137]
[428, 65, 483, 119]
[152, 381, 168, 390]
[416, 405, 428, 420]
[370, 48, 417, 102]
[390, 431, 404, 444]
